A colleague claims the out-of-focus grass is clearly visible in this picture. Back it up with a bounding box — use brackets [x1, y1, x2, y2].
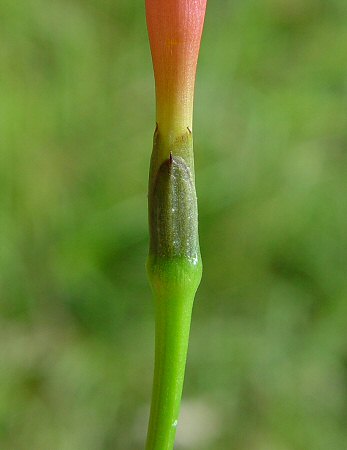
[1, 0, 347, 449]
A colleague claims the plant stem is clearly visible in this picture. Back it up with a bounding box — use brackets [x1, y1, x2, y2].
[145, 127, 202, 450]
[145, 282, 194, 450]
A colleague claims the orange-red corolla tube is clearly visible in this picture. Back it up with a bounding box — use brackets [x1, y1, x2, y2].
[146, 0, 207, 139]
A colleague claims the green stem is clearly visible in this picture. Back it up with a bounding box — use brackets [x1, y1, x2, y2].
[145, 283, 194, 449]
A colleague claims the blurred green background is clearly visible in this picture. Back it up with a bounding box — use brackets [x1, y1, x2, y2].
[1, 0, 347, 449]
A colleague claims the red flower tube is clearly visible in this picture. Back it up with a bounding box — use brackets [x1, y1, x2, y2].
[146, 0, 207, 141]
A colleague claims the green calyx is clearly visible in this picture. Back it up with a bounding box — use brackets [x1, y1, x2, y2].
[148, 125, 195, 191]
[149, 152, 199, 260]
[147, 124, 202, 298]
[145, 125, 202, 450]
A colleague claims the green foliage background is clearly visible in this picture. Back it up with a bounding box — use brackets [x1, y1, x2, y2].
[1, 0, 347, 449]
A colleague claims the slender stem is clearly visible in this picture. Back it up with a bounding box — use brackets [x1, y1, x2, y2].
[145, 288, 194, 450]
